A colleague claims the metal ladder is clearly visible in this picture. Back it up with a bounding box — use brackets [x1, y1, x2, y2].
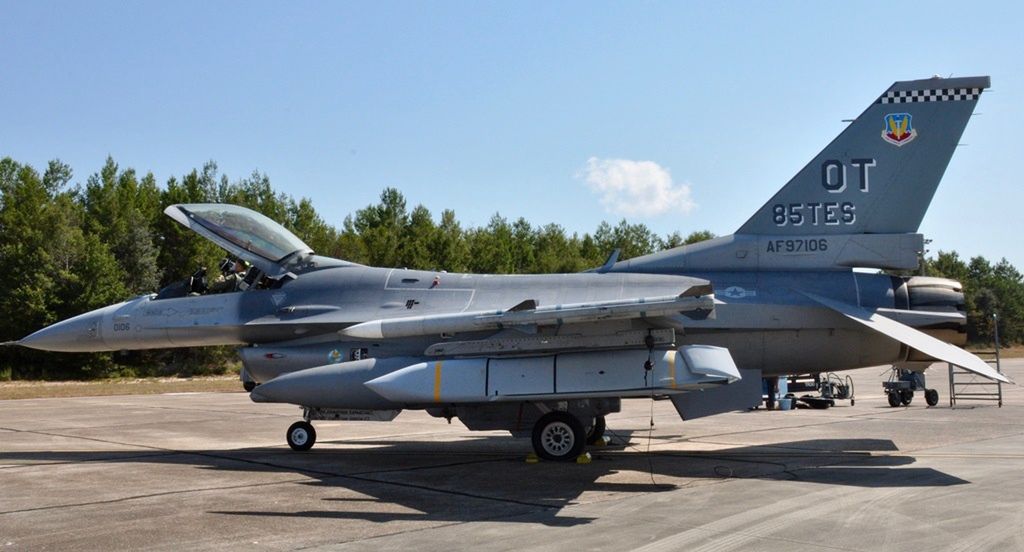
[948, 314, 1003, 407]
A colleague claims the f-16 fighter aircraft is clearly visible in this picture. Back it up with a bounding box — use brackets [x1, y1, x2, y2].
[18, 75, 1008, 461]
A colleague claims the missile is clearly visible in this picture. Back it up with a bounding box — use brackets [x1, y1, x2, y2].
[364, 345, 741, 404]
[250, 346, 739, 409]
[250, 356, 423, 410]
[340, 287, 715, 340]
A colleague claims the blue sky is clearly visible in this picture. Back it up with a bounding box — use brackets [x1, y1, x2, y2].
[2, 1, 1022, 267]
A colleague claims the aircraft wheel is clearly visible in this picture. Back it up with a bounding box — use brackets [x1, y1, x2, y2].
[286, 421, 316, 451]
[532, 412, 585, 461]
[900, 390, 914, 406]
[586, 415, 606, 445]
[243, 381, 257, 392]
[887, 392, 902, 408]
[925, 389, 939, 407]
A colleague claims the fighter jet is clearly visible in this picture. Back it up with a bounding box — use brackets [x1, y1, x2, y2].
[18, 75, 1008, 461]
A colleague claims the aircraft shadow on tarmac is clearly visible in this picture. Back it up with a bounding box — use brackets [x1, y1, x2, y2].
[2, 433, 968, 527]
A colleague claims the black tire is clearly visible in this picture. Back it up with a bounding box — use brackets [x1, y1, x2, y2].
[286, 421, 316, 452]
[243, 381, 257, 392]
[888, 392, 902, 408]
[925, 389, 939, 407]
[586, 415, 607, 445]
[532, 412, 586, 461]
[900, 389, 914, 406]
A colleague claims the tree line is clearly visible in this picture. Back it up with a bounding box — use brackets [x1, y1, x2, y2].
[0, 156, 1020, 380]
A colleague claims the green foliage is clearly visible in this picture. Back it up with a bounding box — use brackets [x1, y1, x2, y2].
[920, 250, 1024, 345]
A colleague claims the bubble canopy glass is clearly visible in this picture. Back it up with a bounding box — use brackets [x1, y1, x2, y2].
[174, 204, 311, 262]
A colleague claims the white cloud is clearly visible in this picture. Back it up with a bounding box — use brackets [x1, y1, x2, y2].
[577, 157, 696, 217]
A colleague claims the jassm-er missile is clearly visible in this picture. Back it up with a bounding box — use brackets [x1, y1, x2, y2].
[251, 345, 740, 408]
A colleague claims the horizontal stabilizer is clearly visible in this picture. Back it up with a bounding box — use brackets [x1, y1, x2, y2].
[804, 292, 1011, 384]
[340, 286, 714, 339]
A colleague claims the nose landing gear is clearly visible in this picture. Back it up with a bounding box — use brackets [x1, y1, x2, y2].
[286, 421, 316, 451]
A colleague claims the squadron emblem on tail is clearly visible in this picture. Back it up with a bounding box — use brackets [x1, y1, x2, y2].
[882, 112, 917, 146]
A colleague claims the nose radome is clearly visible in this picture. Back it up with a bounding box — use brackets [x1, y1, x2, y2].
[19, 305, 115, 352]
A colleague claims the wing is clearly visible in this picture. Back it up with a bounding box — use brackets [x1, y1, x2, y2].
[803, 292, 1011, 384]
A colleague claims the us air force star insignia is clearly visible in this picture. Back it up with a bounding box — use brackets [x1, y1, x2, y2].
[721, 286, 756, 299]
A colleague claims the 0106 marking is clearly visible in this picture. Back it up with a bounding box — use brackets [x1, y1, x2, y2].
[766, 238, 828, 254]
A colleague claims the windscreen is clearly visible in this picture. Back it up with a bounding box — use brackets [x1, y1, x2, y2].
[177, 204, 311, 262]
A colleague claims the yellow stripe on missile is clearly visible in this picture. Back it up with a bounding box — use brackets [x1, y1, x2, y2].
[668, 350, 677, 389]
[433, 361, 443, 402]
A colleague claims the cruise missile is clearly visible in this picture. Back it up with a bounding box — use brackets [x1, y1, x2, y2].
[364, 345, 740, 404]
[251, 345, 740, 409]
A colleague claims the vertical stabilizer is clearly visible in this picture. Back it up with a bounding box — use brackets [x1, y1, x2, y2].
[737, 76, 989, 236]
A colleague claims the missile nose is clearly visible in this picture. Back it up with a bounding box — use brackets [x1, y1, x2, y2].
[19, 308, 108, 352]
[248, 385, 274, 403]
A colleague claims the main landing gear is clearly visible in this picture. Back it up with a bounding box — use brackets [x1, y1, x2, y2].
[282, 408, 609, 461]
[531, 412, 607, 461]
[532, 412, 586, 461]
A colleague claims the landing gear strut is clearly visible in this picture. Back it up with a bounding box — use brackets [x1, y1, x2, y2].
[586, 415, 607, 445]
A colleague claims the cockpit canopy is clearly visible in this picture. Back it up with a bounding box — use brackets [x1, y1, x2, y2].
[165, 203, 313, 278]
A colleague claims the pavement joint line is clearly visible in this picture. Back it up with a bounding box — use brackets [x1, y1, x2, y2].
[879, 428, 1024, 457]
[0, 476, 318, 516]
[4, 426, 563, 512]
[291, 506, 573, 552]
[135, 404, 293, 418]
[290, 520, 471, 551]
[189, 450, 564, 510]
[0, 451, 176, 470]
[340, 456, 512, 477]
[633, 446, 875, 458]
[602, 428, 803, 485]
[855, 414, 1022, 427]
[619, 403, 1019, 452]
[628, 518, 867, 552]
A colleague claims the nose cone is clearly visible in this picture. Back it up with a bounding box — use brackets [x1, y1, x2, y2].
[19, 306, 114, 352]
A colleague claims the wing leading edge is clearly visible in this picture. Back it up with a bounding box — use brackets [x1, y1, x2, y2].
[803, 292, 1011, 384]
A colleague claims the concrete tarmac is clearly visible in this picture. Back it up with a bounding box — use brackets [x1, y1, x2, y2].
[1, 360, 1021, 551]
